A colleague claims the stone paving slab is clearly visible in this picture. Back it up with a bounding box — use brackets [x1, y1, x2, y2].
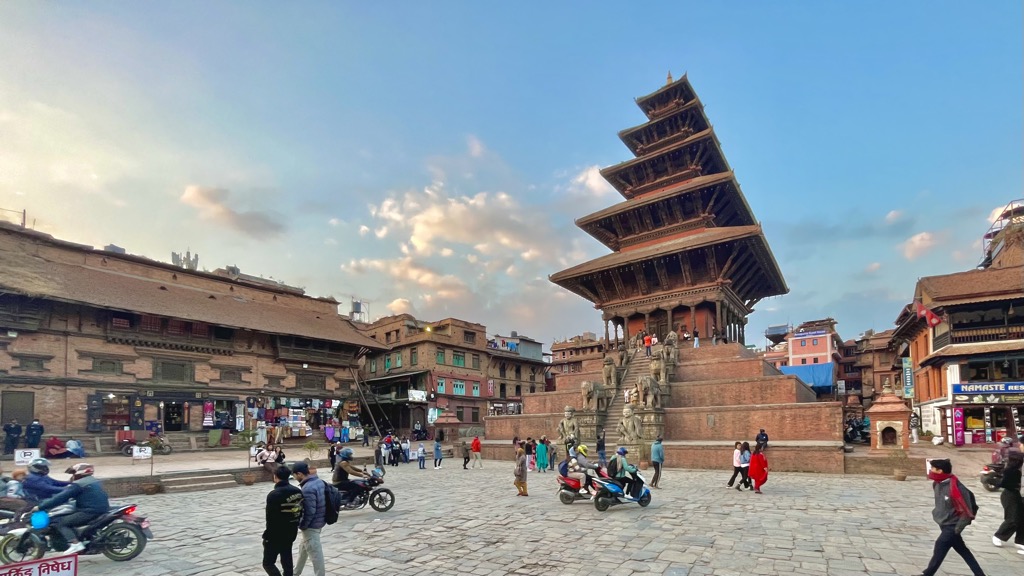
[63, 465, 1024, 575]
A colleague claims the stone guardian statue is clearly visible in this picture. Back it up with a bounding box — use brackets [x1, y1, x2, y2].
[616, 404, 644, 444]
[556, 406, 582, 452]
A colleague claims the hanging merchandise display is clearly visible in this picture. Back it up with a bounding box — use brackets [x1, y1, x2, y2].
[202, 401, 215, 427]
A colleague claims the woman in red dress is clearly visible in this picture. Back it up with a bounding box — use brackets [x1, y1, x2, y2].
[748, 444, 769, 494]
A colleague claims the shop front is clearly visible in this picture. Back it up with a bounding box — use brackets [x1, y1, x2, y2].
[86, 392, 145, 433]
[245, 395, 349, 444]
[945, 381, 1024, 446]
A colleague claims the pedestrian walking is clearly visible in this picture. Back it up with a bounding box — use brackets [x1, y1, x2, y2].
[401, 437, 410, 463]
[433, 439, 443, 469]
[693, 329, 700, 348]
[513, 447, 528, 496]
[461, 441, 471, 470]
[327, 443, 338, 471]
[3, 420, 22, 455]
[24, 419, 44, 450]
[748, 444, 769, 494]
[535, 436, 548, 474]
[262, 466, 304, 576]
[913, 458, 984, 576]
[596, 429, 607, 468]
[374, 443, 383, 468]
[910, 413, 921, 444]
[470, 436, 483, 468]
[726, 441, 743, 487]
[644, 334, 652, 357]
[736, 442, 751, 491]
[548, 441, 558, 471]
[290, 462, 326, 576]
[417, 443, 426, 469]
[650, 436, 664, 488]
[525, 438, 535, 471]
[992, 452, 1024, 553]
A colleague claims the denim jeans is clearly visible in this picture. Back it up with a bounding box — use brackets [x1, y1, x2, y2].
[921, 525, 985, 576]
[295, 528, 324, 576]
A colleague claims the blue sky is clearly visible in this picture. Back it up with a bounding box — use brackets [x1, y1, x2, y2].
[0, 2, 1020, 347]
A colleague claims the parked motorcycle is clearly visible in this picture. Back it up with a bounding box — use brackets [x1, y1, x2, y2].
[0, 503, 152, 565]
[592, 470, 652, 512]
[119, 433, 173, 456]
[338, 468, 395, 512]
[980, 460, 1005, 492]
[556, 467, 610, 505]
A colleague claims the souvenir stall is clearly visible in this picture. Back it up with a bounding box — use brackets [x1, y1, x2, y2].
[245, 395, 347, 443]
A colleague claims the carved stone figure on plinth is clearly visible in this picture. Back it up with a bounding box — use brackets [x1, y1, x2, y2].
[616, 404, 644, 444]
[581, 380, 609, 412]
[637, 375, 662, 409]
[556, 406, 582, 453]
[602, 352, 618, 389]
[617, 344, 627, 367]
[649, 350, 664, 385]
[663, 331, 679, 366]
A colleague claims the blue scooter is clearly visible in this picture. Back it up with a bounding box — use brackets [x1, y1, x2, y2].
[593, 469, 652, 511]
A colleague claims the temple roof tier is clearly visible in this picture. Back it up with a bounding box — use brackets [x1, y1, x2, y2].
[550, 225, 788, 308]
[635, 74, 698, 120]
[617, 97, 710, 156]
[600, 128, 731, 200]
[575, 172, 756, 250]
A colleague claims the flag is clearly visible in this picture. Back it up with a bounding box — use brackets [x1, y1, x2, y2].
[916, 302, 942, 328]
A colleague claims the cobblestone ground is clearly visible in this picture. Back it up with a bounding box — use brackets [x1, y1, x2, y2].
[76, 464, 1021, 576]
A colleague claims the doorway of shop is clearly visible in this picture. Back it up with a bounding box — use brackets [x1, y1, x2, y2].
[164, 402, 185, 432]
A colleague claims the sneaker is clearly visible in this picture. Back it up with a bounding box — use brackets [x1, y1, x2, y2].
[65, 542, 86, 554]
[578, 489, 588, 495]
[993, 536, 1004, 547]
[1016, 543, 1024, 551]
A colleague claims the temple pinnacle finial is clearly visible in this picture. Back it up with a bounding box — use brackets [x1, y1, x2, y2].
[666, 70, 673, 85]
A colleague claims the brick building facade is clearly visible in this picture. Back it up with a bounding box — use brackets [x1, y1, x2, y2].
[0, 224, 382, 438]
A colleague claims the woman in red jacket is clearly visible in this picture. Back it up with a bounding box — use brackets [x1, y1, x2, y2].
[748, 444, 769, 494]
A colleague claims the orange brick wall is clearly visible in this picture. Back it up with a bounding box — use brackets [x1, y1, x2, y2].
[663, 444, 844, 474]
[677, 358, 768, 381]
[663, 403, 844, 442]
[482, 414, 564, 442]
[665, 376, 817, 408]
[522, 390, 584, 414]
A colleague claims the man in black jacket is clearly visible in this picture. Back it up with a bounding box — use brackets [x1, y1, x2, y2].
[263, 466, 304, 576]
[914, 459, 985, 576]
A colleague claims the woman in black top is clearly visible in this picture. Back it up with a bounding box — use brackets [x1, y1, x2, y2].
[993, 452, 1024, 551]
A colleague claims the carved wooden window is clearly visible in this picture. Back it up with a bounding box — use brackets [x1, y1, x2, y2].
[471, 408, 480, 423]
[191, 322, 209, 338]
[514, 365, 521, 379]
[92, 359, 122, 375]
[265, 376, 284, 388]
[296, 374, 326, 391]
[17, 357, 45, 371]
[456, 406, 464, 421]
[140, 315, 162, 333]
[111, 312, 135, 330]
[167, 320, 187, 336]
[155, 360, 192, 382]
[220, 370, 242, 382]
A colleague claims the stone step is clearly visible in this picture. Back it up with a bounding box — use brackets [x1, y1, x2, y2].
[164, 480, 240, 494]
[162, 473, 237, 487]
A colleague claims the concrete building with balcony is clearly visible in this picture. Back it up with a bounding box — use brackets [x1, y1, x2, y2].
[548, 332, 604, 381]
[0, 223, 383, 444]
[762, 319, 844, 397]
[891, 199, 1024, 445]
[356, 314, 548, 437]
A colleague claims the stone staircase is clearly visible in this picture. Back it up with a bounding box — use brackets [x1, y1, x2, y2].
[161, 472, 240, 494]
[599, 349, 651, 440]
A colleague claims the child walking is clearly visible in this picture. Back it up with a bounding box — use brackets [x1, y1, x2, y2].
[513, 447, 528, 496]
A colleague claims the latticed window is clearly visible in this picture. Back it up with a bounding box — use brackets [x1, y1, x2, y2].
[140, 315, 162, 333]
[191, 322, 209, 337]
[167, 320, 187, 335]
[296, 374, 326, 390]
[155, 360, 191, 382]
[111, 312, 134, 330]
[92, 359, 122, 375]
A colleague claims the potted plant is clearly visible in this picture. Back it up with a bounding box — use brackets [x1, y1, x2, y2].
[235, 429, 260, 485]
[886, 449, 910, 481]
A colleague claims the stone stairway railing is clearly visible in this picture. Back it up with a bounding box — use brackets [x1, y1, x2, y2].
[599, 348, 650, 441]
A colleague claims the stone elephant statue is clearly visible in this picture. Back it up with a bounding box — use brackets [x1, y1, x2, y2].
[581, 380, 610, 412]
[636, 375, 662, 409]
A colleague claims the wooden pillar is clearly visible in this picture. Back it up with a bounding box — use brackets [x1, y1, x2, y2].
[604, 320, 610, 347]
[644, 312, 651, 334]
[715, 300, 724, 337]
[623, 316, 630, 346]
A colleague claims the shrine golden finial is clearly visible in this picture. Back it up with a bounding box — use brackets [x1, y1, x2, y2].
[666, 70, 673, 85]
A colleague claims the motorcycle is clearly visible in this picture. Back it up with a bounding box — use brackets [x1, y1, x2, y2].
[980, 460, 1005, 492]
[338, 468, 395, 512]
[556, 467, 610, 505]
[592, 470, 652, 512]
[119, 433, 173, 456]
[0, 503, 152, 565]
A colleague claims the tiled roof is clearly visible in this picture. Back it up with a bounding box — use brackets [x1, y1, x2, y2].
[0, 243, 384, 349]
[918, 265, 1024, 303]
[921, 340, 1024, 365]
[549, 226, 762, 281]
[576, 172, 741, 225]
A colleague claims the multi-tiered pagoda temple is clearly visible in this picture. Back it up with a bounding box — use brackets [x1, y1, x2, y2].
[551, 75, 787, 345]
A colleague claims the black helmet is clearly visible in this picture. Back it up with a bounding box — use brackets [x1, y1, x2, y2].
[28, 458, 51, 476]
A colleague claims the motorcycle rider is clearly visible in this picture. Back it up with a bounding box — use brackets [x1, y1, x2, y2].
[568, 444, 601, 496]
[608, 446, 638, 499]
[22, 458, 69, 504]
[31, 463, 109, 554]
[331, 448, 369, 504]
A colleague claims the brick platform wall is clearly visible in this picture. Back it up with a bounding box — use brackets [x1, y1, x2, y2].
[552, 368, 604, 392]
[844, 455, 926, 477]
[663, 403, 844, 442]
[665, 376, 816, 408]
[676, 358, 768, 381]
[663, 444, 845, 474]
[522, 390, 584, 414]
[484, 414, 563, 442]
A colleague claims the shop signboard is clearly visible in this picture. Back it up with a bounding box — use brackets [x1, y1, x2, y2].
[0, 553, 77, 576]
[952, 381, 1024, 394]
[953, 394, 1024, 404]
[408, 390, 427, 402]
[902, 358, 914, 400]
[837, 380, 846, 395]
[952, 407, 965, 446]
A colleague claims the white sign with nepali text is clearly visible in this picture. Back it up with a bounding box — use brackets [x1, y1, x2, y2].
[14, 448, 40, 466]
[0, 553, 78, 576]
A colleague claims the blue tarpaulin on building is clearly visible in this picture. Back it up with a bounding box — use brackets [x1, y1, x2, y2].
[780, 363, 835, 393]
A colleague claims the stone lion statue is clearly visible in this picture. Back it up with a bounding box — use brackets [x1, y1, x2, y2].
[581, 380, 610, 412]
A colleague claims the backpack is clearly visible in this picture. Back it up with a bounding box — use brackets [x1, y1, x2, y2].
[321, 479, 342, 525]
[606, 456, 619, 478]
[558, 459, 569, 477]
[954, 482, 980, 534]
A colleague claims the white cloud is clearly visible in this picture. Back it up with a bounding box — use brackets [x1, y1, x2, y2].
[386, 298, 416, 315]
[328, 217, 342, 226]
[901, 232, 936, 260]
[374, 226, 389, 239]
[864, 262, 881, 273]
[358, 225, 370, 237]
[569, 165, 615, 198]
[324, 238, 338, 246]
[989, 204, 1009, 223]
[341, 257, 470, 301]
[467, 135, 485, 158]
[440, 248, 454, 257]
[884, 210, 902, 224]
[180, 185, 285, 238]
